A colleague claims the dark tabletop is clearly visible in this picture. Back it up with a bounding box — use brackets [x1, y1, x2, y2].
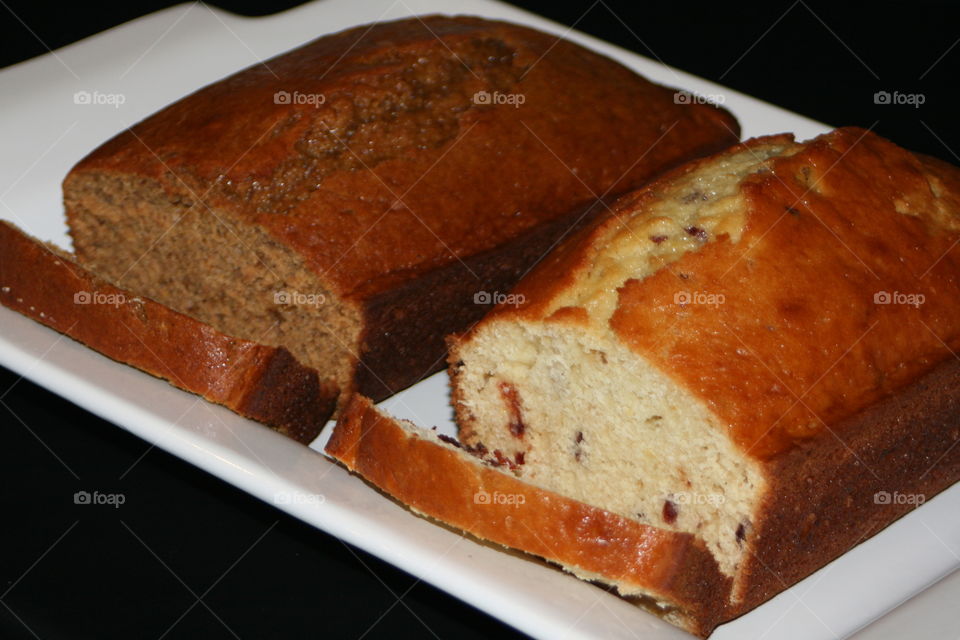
[1, 1, 957, 638]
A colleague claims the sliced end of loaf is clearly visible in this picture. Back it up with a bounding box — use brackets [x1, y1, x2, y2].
[326, 395, 733, 637]
[448, 141, 797, 583]
[450, 319, 765, 583]
[65, 171, 364, 404]
[0, 219, 338, 442]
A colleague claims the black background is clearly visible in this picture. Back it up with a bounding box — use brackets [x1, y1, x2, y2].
[1, 2, 958, 639]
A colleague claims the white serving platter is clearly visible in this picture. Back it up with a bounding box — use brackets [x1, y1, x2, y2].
[0, 1, 956, 638]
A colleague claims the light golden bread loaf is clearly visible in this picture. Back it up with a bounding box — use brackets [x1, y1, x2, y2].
[447, 127, 960, 620]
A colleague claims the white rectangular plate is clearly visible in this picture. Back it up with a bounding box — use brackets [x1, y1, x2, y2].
[1, 1, 957, 638]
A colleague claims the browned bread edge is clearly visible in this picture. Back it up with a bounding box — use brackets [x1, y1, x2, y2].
[0, 220, 337, 443]
[326, 395, 733, 637]
[735, 355, 960, 611]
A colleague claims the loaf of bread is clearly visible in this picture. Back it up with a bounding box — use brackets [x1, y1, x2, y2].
[64, 15, 739, 410]
[0, 220, 335, 443]
[327, 395, 732, 637]
[446, 127, 960, 626]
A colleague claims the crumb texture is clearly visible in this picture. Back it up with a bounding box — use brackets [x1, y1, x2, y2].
[326, 396, 732, 638]
[66, 173, 362, 396]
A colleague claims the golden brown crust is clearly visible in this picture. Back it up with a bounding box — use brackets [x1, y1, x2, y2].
[0, 220, 337, 443]
[610, 127, 960, 458]
[65, 15, 740, 400]
[734, 355, 960, 611]
[458, 134, 797, 327]
[457, 128, 960, 460]
[326, 395, 733, 637]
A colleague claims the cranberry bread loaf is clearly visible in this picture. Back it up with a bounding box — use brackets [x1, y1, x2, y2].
[64, 15, 739, 410]
[327, 395, 733, 637]
[0, 220, 335, 443]
[449, 128, 960, 611]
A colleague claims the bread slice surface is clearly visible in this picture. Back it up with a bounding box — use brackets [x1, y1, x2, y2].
[0, 220, 336, 442]
[327, 395, 733, 637]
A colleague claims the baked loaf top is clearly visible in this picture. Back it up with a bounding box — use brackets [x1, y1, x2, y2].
[66, 15, 739, 300]
[464, 127, 960, 459]
[0, 220, 336, 442]
[326, 395, 732, 637]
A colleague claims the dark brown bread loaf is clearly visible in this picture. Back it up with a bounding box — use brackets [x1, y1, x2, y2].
[0, 220, 336, 443]
[64, 15, 739, 411]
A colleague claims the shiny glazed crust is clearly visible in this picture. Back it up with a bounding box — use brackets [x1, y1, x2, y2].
[0, 221, 337, 443]
[326, 395, 733, 637]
